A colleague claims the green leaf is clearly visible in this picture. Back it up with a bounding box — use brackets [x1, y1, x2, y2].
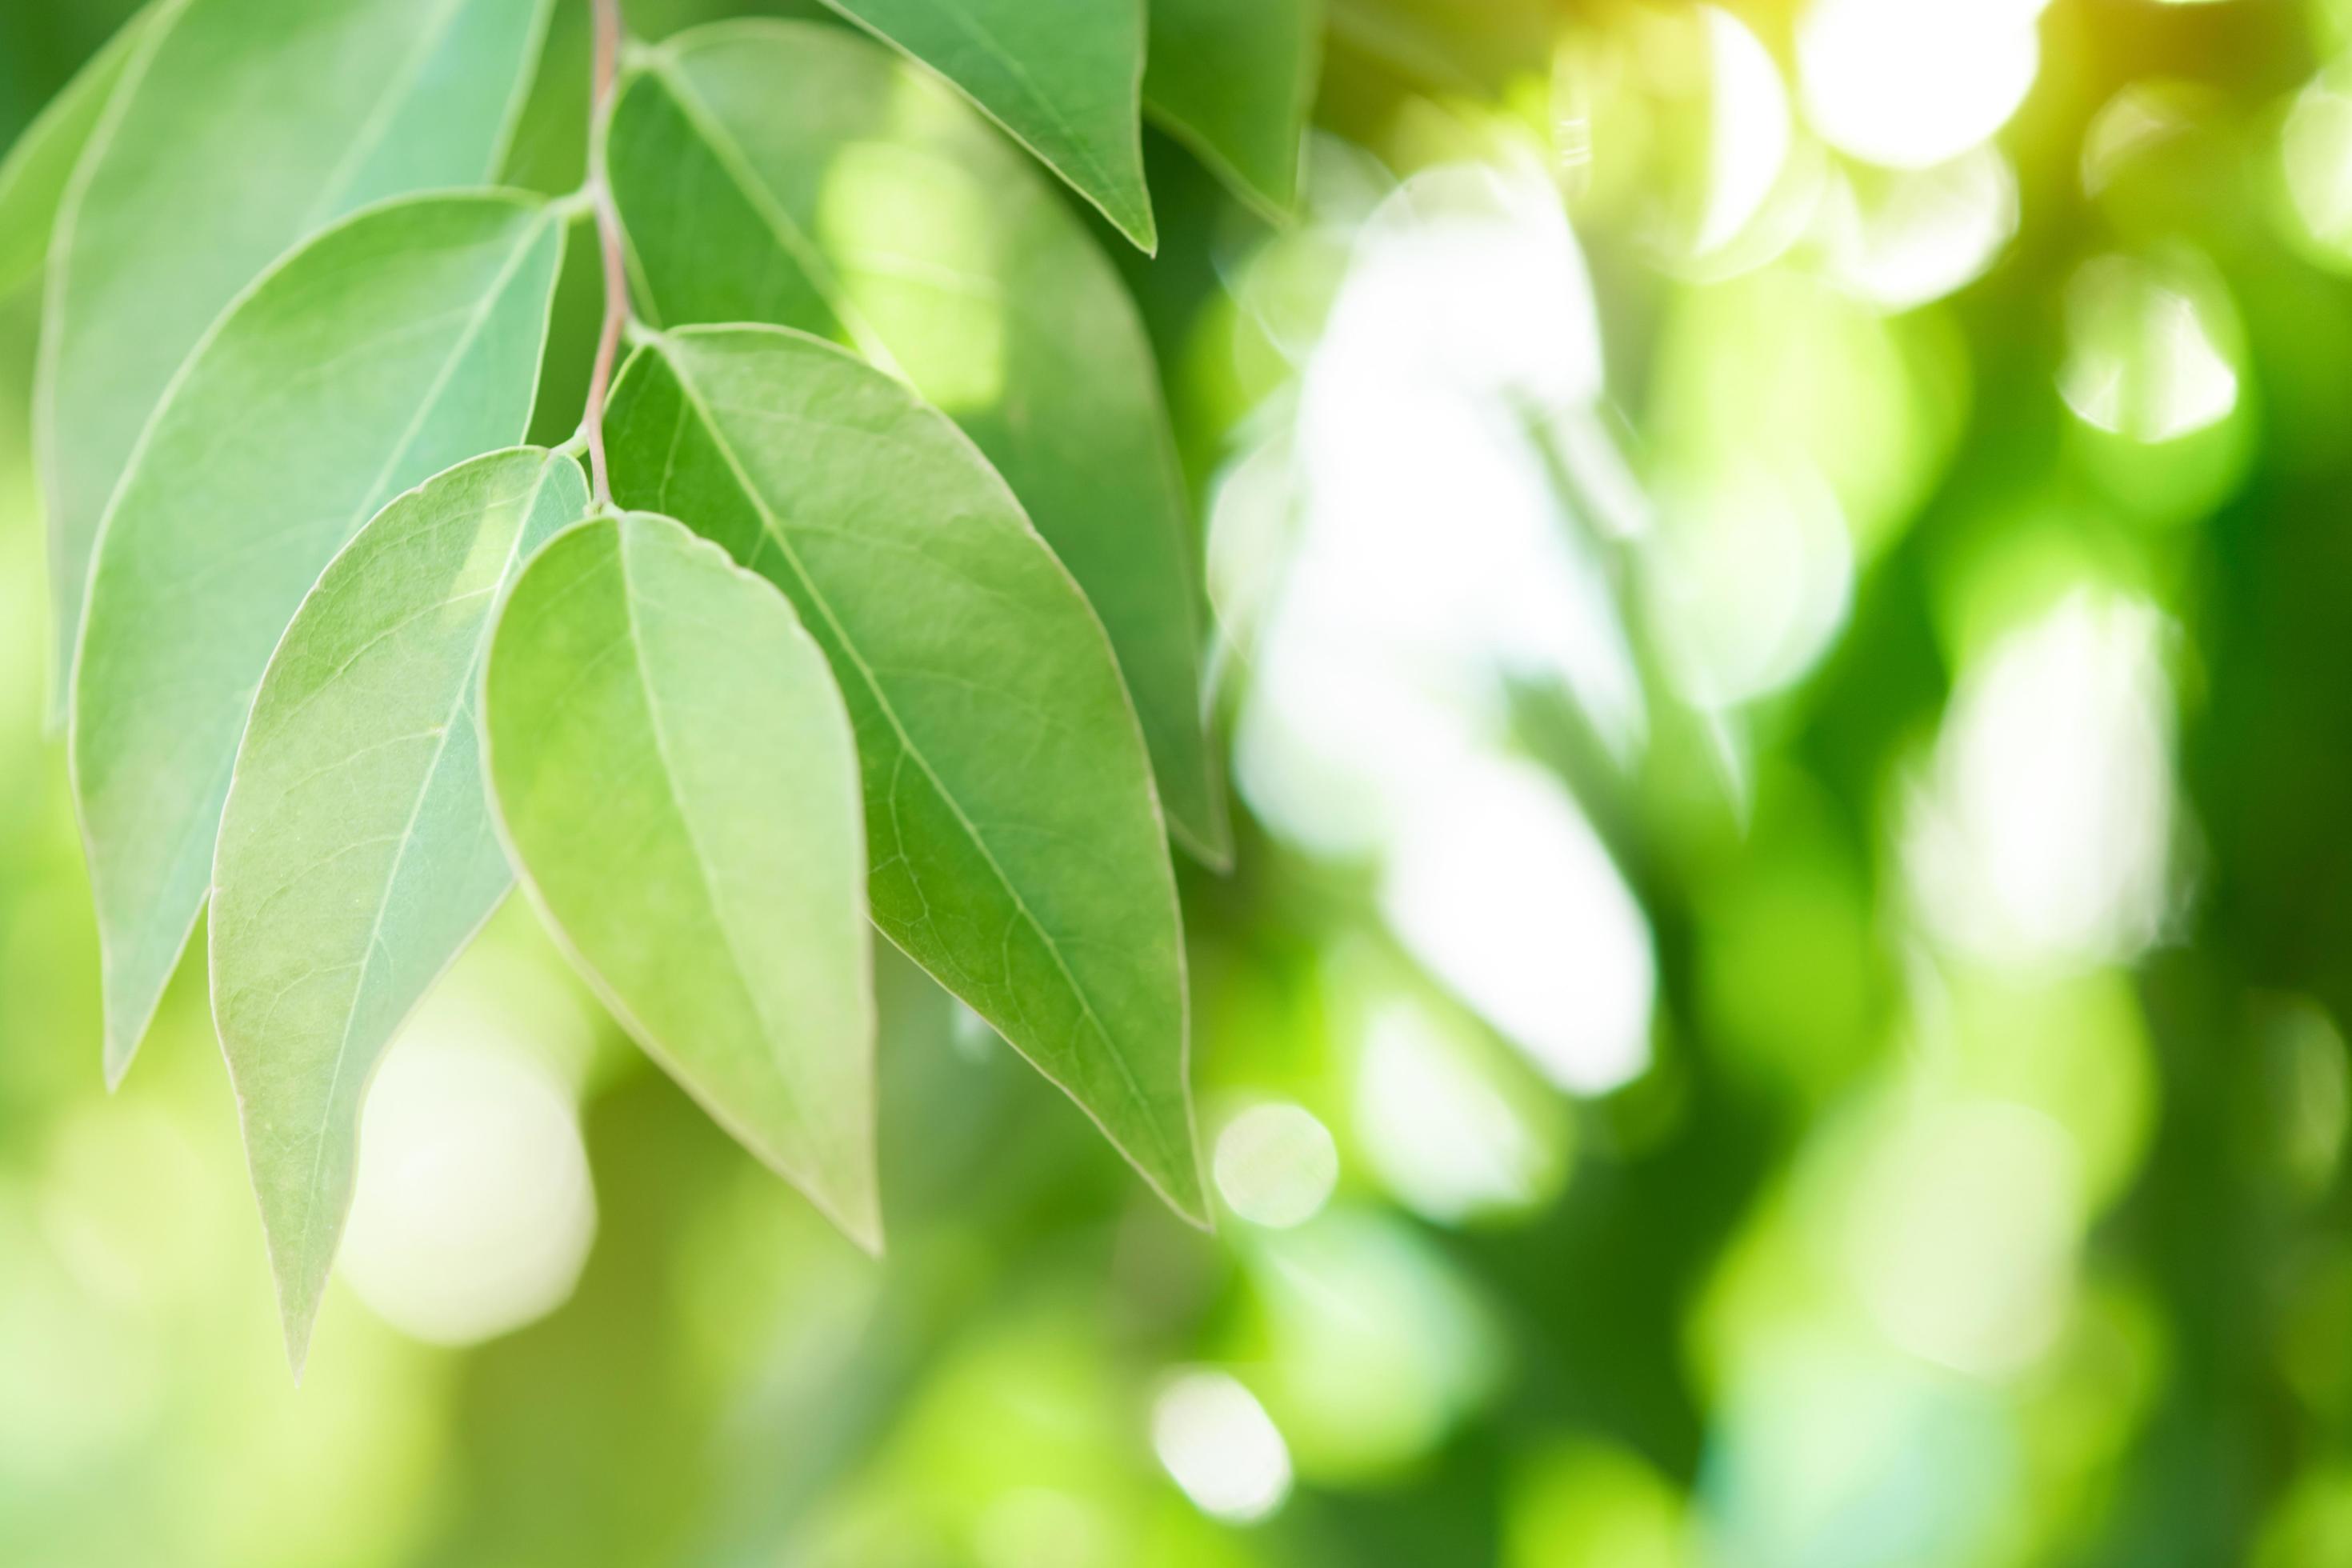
[604, 326, 1204, 1222]
[1145, 0, 1321, 218]
[72, 191, 566, 1083]
[485, 510, 880, 1253]
[37, 0, 554, 722]
[608, 22, 1229, 865]
[210, 447, 586, 1373]
[811, 0, 1155, 251]
[0, 2, 157, 299]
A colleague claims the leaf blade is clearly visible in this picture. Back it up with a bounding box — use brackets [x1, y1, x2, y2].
[37, 0, 553, 720]
[210, 447, 586, 1372]
[485, 512, 880, 1250]
[72, 191, 566, 1081]
[603, 326, 1203, 1222]
[0, 2, 158, 298]
[609, 22, 1229, 864]
[812, 0, 1155, 250]
[1145, 0, 1321, 218]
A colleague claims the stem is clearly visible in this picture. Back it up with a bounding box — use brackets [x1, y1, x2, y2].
[583, 0, 629, 510]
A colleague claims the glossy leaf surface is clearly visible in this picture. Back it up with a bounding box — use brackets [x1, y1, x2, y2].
[608, 22, 1227, 862]
[486, 511, 881, 1250]
[38, 0, 551, 716]
[211, 447, 586, 1371]
[602, 326, 1202, 1220]
[73, 192, 565, 1080]
[1145, 0, 1319, 218]
[0, 2, 155, 297]
[813, 0, 1154, 250]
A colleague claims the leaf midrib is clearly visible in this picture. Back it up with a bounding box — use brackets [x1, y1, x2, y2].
[655, 339, 1181, 1187]
[350, 206, 558, 522]
[295, 0, 475, 233]
[612, 525, 821, 1162]
[280, 456, 563, 1281]
[102, 202, 556, 1063]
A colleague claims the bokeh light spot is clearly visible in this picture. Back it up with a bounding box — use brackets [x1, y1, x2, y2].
[339, 1028, 596, 1348]
[2058, 251, 2242, 443]
[1352, 994, 1569, 1224]
[1798, 0, 2042, 170]
[1693, 6, 1790, 257]
[1843, 1098, 2082, 1377]
[1818, 146, 2018, 310]
[1151, 1370, 1292, 1523]
[1380, 751, 1654, 1096]
[1213, 1102, 1339, 1230]
[1904, 590, 2176, 970]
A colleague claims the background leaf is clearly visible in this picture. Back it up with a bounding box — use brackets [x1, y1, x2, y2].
[211, 447, 586, 1374]
[811, 0, 1156, 251]
[36, 0, 553, 721]
[72, 191, 565, 1082]
[609, 21, 1229, 865]
[603, 326, 1203, 1221]
[1145, 0, 1321, 219]
[485, 510, 880, 1252]
[0, 1, 154, 299]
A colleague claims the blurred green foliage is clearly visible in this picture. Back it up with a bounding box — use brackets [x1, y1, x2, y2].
[14, 0, 2352, 1564]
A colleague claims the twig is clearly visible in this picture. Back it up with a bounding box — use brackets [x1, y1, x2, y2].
[583, 0, 628, 510]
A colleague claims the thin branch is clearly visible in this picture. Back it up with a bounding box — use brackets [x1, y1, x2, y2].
[583, 0, 629, 510]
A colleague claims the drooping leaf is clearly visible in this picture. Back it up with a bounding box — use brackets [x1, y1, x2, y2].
[1145, 0, 1321, 218]
[810, 0, 1155, 251]
[607, 21, 1229, 865]
[37, 0, 554, 721]
[604, 326, 1204, 1222]
[210, 447, 586, 1372]
[72, 192, 566, 1083]
[485, 511, 880, 1252]
[0, 2, 156, 298]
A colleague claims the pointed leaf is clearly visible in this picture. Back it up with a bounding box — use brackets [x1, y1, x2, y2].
[485, 511, 880, 1250]
[38, 0, 554, 720]
[210, 447, 586, 1370]
[0, 2, 158, 298]
[1145, 0, 1321, 218]
[812, 0, 1155, 250]
[72, 192, 566, 1082]
[604, 326, 1204, 1222]
[609, 22, 1228, 864]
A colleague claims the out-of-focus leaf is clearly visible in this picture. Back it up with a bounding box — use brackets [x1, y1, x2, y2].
[603, 326, 1204, 1222]
[608, 21, 1228, 865]
[72, 192, 565, 1083]
[1145, 0, 1321, 218]
[811, 0, 1155, 250]
[0, 1, 154, 298]
[485, 510, 881, 1251]
[1326, 0, 1550, 94]
[211, 447, 586, 1374]
[37, 0, 554, 721]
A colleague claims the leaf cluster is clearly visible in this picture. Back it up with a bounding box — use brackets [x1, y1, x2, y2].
[0, 0, 1321, 1370]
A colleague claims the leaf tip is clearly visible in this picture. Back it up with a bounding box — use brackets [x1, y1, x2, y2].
[96, 936, 174, 1089]
[256, 1215, 338, 1391]
[1103, 188, 1159, 255]
[819, 1173, 886, 1260]
[1141, 1137, 1214, 1233]
[1170, 808, 1235, 875]
[100, 1032, 138, 1093]
[281, 1314, 318, 1386]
